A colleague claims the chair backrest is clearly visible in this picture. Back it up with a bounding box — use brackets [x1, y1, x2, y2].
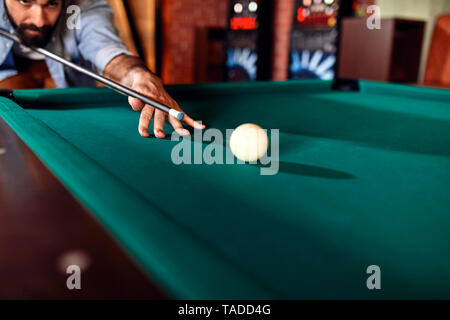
[424, 14, 450, 87]
[107, 0, 139, 57]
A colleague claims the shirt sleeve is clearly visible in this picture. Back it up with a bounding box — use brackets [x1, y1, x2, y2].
[74, 0, 133, 75]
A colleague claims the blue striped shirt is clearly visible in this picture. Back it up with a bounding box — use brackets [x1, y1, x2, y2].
[0, 0, 131, 87]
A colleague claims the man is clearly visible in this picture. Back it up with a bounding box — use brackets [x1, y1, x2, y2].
[0, 0, 205, 138]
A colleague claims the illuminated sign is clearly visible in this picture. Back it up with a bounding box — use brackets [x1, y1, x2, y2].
[296, 0, 339, 26]
[230, 17, 258, 30]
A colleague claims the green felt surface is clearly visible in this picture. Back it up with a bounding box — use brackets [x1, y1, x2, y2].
[1, 80, 450, 299]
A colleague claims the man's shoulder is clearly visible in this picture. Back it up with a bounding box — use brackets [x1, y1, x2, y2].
[68, 0, 110, 11]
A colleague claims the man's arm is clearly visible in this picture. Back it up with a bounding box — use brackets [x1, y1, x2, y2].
[103, 54, 205, 138]
[75, 1, 204, 138]
[103, 54, 147, 86]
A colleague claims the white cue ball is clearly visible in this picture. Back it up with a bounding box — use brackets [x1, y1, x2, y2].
[230, 123, 269, 162]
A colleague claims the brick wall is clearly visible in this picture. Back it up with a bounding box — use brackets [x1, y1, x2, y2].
[161, 0, 228, 84]
[272, 0, 295, 81]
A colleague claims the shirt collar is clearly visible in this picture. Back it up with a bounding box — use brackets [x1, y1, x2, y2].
[0, 0, 15, 34]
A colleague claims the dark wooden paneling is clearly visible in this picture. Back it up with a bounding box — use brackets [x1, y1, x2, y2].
[391, 19, 426, 82]
[339, 18, 395, 81]
[338, 18, 425, 83]
[195, 27, 226, 83]
[0, 115, 167, 299]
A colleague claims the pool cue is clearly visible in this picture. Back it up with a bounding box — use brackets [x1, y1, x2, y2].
[0, 29, 184, 120]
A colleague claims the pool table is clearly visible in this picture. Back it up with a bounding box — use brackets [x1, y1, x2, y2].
[0, 80, 449, 299]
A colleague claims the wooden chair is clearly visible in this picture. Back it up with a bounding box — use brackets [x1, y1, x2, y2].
[424, 14, 450, 88]
[107, 0, 139, 57]
[106, 0, 157, 72]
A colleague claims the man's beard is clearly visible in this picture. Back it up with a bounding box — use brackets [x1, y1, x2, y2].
[15, 23, 55, 47]
[5, 7, 56, 47]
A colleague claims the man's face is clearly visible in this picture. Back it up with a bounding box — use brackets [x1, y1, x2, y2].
[5, 0, 63, 47]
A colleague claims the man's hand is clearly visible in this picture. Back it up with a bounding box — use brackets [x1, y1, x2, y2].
[104, 54, 205, 138]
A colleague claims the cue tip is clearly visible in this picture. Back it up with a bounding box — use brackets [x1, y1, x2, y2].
[169, 109, 184, 120]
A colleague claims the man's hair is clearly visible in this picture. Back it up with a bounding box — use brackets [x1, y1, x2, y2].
[4, 0, 69, 47]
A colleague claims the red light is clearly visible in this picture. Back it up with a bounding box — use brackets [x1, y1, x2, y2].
[230, 17, 257, 30]
[297, 7, 306, 23]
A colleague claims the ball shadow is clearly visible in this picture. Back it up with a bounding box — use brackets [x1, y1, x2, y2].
[257, 161, 355, 179]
